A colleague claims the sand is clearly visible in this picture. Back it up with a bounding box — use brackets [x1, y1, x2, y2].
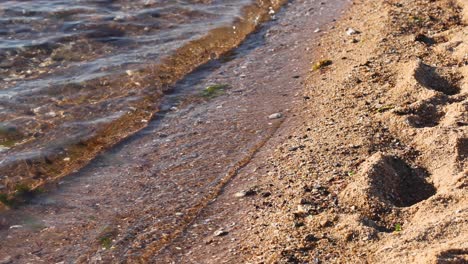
[0, 0, 466, 263]
[239, 0, 468, 262]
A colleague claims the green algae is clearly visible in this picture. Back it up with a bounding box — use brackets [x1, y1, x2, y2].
[201, 84, 229, 98]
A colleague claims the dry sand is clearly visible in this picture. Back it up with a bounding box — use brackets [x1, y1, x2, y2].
[239, 0, 468, 262]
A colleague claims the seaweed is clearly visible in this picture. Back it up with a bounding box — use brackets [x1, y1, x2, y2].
[200, 84, 229, 98]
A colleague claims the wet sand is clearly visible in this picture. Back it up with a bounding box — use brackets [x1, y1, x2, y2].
[0, 0, 349, 263]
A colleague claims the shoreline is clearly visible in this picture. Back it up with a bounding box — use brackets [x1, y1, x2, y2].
[0, 0, 465, 262]
[0, 0, 350, 262]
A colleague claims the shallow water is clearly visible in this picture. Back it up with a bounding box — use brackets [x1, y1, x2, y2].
[0, 0, 284, 195]
[0, 0, 253, 85]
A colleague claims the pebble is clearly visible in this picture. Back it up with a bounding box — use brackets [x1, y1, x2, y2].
[268, 113, 283, 119]
[234, 189, 256, 198]
[289, 146, 299, 151]
[304, 234, 319, 242]
[214, 229, 228, 237]
[114, 15, 125, 21]
[346, 28, 359, 35]
[297, 204, 313, 213]
[9, 225, 23, 229]
[234, 191, 247, 198]
[45, 111, 57, 118]
[319, 219, 331, 227]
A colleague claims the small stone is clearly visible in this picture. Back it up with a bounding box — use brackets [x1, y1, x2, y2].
[9, 225, 23, 229]
[45, 111, 57, 118]
[319, 219, 331, 227]
[289, 146, 299, 151]
[297, 204, 312, 213]
[314, 28, 321, 33]
[304, 234, 319, 242]
[294, 221, 305, 228]
[32, 107, 41, 114]
[234, 191, 246, 198]
[214, 229, 228, 237]
[346, 28, 359, 35]
[234, 189, 256, 198]
[63, 157, 71, 162]
[268, 113, 283, 119]
[114, 15, 125, 21]
[175, 212, 183, 216]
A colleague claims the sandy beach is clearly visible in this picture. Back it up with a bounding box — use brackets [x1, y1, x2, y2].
[0, 0, 467, 263]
